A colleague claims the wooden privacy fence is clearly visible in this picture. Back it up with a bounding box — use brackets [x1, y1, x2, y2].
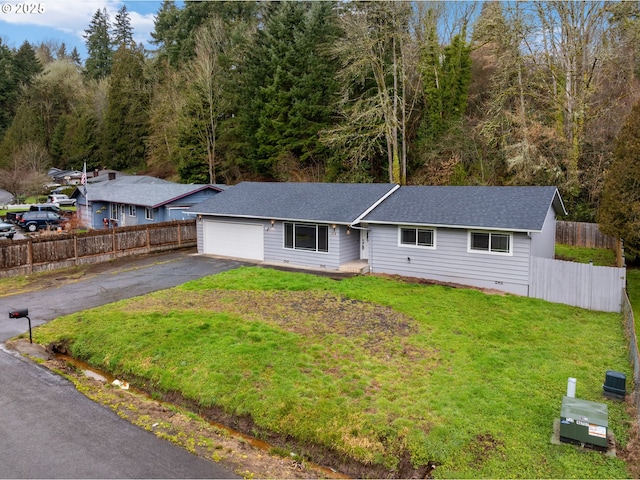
[529, 257, 626, 312]
[0, 220, 197, 277]
[556, 221, 616, 248]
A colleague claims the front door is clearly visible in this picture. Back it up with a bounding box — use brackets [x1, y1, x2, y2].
[360, 229, 369, 260]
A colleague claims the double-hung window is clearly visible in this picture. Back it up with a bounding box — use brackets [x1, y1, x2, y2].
[128, 205, 136, 217]
[145, 207, 154, 221]
[469, 231, 511, 255]
[110, 203, 118, 221]
[399, 227, 435, 248]
[284, 223, 329, 253]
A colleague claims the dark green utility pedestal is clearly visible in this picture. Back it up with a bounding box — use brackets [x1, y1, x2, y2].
[559, 396, 608, 450]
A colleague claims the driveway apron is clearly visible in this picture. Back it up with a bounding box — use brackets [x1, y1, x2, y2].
[0, 250, 246, 478]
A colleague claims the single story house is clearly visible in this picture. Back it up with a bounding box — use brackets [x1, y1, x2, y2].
[188, 182, 566, 296]
[74, 174, 226, 229]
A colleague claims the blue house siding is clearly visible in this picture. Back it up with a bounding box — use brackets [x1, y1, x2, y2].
[368, 225, 532, 295]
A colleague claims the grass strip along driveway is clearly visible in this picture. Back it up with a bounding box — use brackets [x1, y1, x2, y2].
[33, 266, 634, 478]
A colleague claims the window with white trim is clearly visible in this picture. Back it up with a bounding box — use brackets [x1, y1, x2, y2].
[145, 207, 154, 220]
[469, 231, 511, 254]
[399, 227, 435, 248]
[284, 223, 329, 252]
[110, 203, 118, 220]
[128, 205, 136, 217]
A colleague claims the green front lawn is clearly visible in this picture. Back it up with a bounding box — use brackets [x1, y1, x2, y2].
[33, 267, 632, 478]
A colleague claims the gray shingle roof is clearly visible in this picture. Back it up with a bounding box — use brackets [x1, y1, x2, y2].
[189, 182, 398, 224]
[83, 176, 223, 208]
[362, 186, 565, 232]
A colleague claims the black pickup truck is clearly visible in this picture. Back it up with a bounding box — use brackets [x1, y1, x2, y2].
[5, 204, 67, 224]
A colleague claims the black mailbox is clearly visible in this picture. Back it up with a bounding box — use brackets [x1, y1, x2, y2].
[9, 308, 28, 319]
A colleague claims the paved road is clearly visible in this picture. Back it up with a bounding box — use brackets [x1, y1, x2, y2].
[0, 250, 247, 478]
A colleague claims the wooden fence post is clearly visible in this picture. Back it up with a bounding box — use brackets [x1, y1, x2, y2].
[28, 239, 33, 274]
[617, 239, 625, 268]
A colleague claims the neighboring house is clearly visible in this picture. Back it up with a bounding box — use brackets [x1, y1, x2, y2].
[189, 182, 566, 296]
[74, 174, 226, 229]
[48, 168, 84, 186]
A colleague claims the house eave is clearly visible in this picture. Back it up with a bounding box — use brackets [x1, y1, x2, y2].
[360, 220, 543, 233]
[190, 212, 354, 225]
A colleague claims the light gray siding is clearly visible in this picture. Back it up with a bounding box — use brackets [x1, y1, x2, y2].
[530, 205, 556, 258]
[338, 227, 361, 264]
[368, 225, 532, 295]
[196, 217, 204, 253]
[197, 217, 358, 270]
[264, 222, 356, 270]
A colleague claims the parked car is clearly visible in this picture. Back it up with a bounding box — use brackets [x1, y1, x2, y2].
[18, 211, 68, 232]
[5, 204, 68, 224]
[0, 220, 16, 239]
[47, 194, 76, 206]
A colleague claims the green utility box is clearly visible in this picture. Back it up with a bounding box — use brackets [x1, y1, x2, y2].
[559, 396, 608, 449]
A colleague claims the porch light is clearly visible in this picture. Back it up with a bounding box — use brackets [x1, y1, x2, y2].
[331, 224, 336, 234]
[347, 227, 351, 235]
[271, 219, 275, 227]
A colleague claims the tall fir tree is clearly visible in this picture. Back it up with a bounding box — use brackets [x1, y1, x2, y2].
[238, 1, 339, 179]
[0, 40, 18, 136]
[113, 5, 134, 48]
[418, 26, 471, 144]
[84, 8, 113, 80]
[13, 41, 43, 87]
[598, 98, 640, 255]
[103, 44, 148, 170]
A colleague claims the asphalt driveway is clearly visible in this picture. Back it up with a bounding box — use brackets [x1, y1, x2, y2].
[0, 249, 247, 478]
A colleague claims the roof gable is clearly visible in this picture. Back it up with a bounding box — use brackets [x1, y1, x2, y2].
[362, 186, 565, 232]
[189, 182, 398, 224]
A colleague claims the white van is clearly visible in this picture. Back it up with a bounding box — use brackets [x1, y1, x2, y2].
[47, 194, 76, 206]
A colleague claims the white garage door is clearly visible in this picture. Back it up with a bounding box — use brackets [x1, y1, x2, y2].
[203, 221, 264, 261]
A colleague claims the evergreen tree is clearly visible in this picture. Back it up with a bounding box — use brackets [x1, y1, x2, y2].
[84, 8, 113, 80]
[113, 5, 134, 48]
[0, 40, 18, 136]
[103, 44, 148, 170]
[598, 99, 640, 255]
[238, 1, 340, 179]
[151, 0, 259, 67]
[12, 41, 43, 87]
[419, 26, 471, 144]
[55, 43, 68, 61]
[70, 47, 82, 66]
[150, 0, 182, 65]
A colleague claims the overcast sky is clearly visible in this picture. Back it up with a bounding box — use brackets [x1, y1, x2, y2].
[0, 0, 166, 59]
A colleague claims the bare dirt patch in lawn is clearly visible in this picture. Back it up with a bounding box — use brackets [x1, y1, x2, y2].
[135, 289, 422, 357]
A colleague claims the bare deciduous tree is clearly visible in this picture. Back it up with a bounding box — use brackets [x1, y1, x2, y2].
[0, 141, 50, 201]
